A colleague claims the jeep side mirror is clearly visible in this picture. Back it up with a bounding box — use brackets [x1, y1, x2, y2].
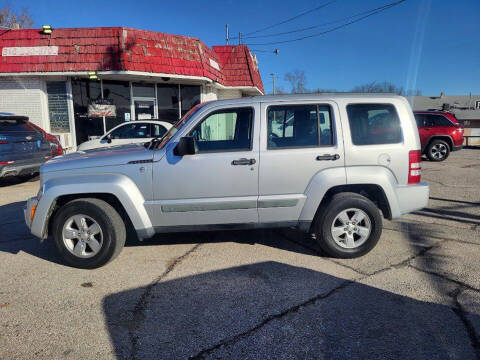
[106, 134, 112, 144]
[174, 136, 196, 156]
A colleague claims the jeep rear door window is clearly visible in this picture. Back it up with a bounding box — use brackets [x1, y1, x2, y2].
[190, 107, 253, 152]
[346, 103, 402, 145]
[267, 104, 333, 148]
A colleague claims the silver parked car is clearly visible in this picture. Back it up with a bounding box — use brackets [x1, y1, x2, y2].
[24, 94, 429, 268]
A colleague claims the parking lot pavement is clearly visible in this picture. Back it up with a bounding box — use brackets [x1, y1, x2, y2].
[0, 149, 479, 359]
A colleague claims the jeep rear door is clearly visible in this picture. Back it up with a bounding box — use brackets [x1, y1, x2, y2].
[258, 100, 345, 223]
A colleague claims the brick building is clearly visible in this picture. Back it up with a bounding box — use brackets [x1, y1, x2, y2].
[0, 27, 264, 150]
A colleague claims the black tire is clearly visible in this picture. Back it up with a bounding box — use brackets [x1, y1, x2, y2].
[314, 192, 382, 258]
[426, 139, 450, 161]
[52, 198, 126, 269]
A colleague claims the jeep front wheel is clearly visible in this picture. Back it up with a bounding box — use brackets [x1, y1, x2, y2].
[52, 198, 126, 269]
[315, 193, 382, 258]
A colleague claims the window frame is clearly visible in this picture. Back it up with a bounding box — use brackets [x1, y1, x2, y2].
[266, 103, 336, 150]
[188, 106, 255, 154]
[346, 102, 404, 146]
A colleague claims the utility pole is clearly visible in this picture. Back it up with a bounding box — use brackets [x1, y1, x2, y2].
[238, 32, 242, 45]
[270, 73, 276, 95]
[225, 24, 229, 45]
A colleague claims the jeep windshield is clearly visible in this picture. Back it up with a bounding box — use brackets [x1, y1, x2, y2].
[148, 102, 208, 150]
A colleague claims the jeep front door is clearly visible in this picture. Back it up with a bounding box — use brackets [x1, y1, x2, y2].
[151, 105, 259, 227]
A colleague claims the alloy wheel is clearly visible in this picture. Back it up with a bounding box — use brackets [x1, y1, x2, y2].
[62, 214, 103, 258]
[431, 143, 448, 160]
[330, 208, 371, 249]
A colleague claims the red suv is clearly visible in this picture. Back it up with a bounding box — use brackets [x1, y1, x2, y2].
[413, 111, 463, 161]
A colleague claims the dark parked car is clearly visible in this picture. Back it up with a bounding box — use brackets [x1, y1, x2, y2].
[413, 110, 464, 161]
[0, 113, 63, 178]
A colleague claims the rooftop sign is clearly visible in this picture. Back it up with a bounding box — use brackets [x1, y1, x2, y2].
[2, 46, 59, 57]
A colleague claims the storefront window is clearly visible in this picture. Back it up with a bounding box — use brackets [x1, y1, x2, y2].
[132, 83, 155, 98]
[46, 81, 70, 133]
[71, 79, 103, 145]
[102, 80, 131, 131]
[180, 85, 201, 117]
[157, 84, 179, 122]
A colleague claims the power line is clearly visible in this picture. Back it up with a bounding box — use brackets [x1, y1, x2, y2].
[246, 0, 406, 46]
[230, 0, 337, 39]
[249, 48, 279, 53]
[241, 2, 402, 40]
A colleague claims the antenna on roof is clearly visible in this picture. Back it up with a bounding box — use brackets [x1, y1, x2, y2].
[225, 24, 229, 45]
[238, 32, 242, 45]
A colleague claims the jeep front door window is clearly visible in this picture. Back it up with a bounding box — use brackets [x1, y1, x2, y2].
[190, 108, 253, 152]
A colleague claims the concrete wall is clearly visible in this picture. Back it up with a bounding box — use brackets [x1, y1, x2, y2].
[201, 86, 243, 102]
[217, 88, 242, 100]
[0, 77, 49, 130]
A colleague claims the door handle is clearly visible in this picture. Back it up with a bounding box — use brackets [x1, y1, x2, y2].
[231, 158, 256, 166]
[316, 154, 340, 161]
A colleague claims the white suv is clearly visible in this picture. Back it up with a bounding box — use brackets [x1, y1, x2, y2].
[25, 94, 429, 268]
[76, 120, 172, 151]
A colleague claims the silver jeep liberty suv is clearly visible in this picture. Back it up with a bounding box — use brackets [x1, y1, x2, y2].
[25, 94, 429, 268]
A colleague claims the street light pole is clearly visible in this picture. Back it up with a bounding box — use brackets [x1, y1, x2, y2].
[270, 73, 276, 95]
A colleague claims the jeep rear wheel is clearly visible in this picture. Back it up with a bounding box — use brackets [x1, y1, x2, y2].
[426, 139, 450, 161]
[52, 198, 126, 269]
[314, 193, 382, 258]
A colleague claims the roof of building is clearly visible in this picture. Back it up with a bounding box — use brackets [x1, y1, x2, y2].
[0, 27, 264, 94]
[408, 94, 480, 120]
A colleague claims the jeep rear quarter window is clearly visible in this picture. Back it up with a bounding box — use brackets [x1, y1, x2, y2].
[346, 103, 402, 145]
[267, 104, 334, 148]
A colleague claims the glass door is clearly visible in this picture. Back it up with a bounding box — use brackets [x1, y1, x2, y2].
[133, 98, 156, 120]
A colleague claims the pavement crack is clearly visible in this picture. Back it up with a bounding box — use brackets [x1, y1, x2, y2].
[451, 287, 480, 358]
[189, 278, 356, 359]
[129, 243, 201, 360]
[408, 264, 480, 292]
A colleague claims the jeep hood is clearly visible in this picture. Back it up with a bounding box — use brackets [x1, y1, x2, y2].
[41, 144, 154, 173]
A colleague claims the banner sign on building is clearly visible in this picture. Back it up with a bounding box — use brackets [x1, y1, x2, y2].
[88, 99, 116, 117]
[2, 46, 59, 57]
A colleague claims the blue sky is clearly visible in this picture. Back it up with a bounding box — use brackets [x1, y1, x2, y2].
[3, 0, 480, 95]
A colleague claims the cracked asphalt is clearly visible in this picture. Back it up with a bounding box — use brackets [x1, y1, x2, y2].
[0, 149, 479, 359]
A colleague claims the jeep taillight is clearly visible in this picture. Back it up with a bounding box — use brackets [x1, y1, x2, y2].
[408, 150, 422, 184]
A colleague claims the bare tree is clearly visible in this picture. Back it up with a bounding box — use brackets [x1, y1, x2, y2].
[274, 86, 287, 95]
[313, 88, 337, 93]
[284, 70, 307, 94]
[351, 81, 421, 96]
[0, 5, 33, 29]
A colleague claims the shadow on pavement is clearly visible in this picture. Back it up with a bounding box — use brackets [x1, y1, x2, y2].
[0, 196, 317, 265]
[126, 228, 318, 256]
[103, 261, 478, 359]
[0, 173, 39, 188]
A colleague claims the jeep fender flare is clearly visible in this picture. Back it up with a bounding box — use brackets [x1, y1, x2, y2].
[299, 166, 402, 222]
[30, 173, 154, 240]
